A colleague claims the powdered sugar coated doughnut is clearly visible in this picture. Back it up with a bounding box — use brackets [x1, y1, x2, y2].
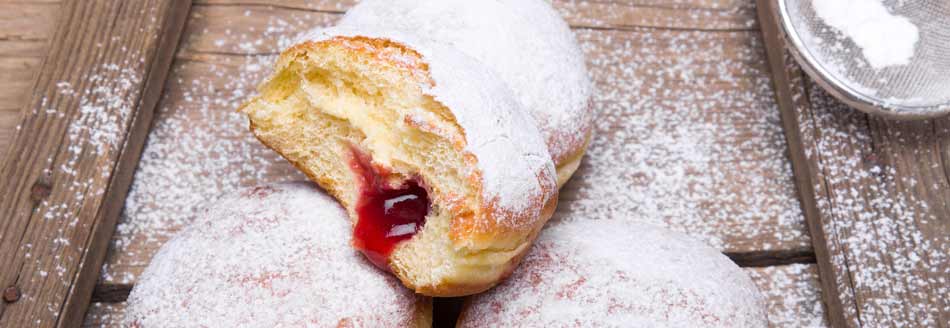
[458, 220, 768, 327]
[124, 182, 431, 327]
[339, 0, 594, 185]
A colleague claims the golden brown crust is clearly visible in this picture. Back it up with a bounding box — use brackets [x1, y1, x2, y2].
[404, 190, 557, 297]
[554, 127, 593, 188]
[283, 36, 434, 86]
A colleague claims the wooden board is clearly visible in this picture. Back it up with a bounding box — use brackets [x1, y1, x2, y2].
[0, 1, 61, 157]
[757, 1, 950, 326]
[194, 0, 759, 31]
[746, 264, 829, 328]
[563, 24, 813, 263]
[0, 0, 831, 325]
[0, 0, 191, 326]
[80, 302, 125, 328]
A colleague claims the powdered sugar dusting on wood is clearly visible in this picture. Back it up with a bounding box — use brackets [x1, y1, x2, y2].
[100, 13, 327, 284]
[557, 25, 808, 252]
[790, 63, 950, 326]
[746, 264, 829, 327]
[20, 50, 146, 323]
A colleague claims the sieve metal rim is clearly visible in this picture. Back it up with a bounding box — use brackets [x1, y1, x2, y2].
[774, 0, 950, 120]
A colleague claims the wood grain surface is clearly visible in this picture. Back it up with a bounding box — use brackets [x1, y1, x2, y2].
[0, 0, 191, 326]
[747, 264, 829, 327]
[80, 302, 125, 328]
[0, 0, 830, 326]
[0, 1, 61, 155]
[758, 0, 950, 326]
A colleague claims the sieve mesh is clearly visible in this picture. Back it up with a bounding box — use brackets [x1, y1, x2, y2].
[779, 0, 950, 117]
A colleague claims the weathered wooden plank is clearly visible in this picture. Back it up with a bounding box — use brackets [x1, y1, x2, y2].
[562, 26, 811, 256]
[555, 0, 758, 31]
[0, 2, 60, 44]
[179, 3, 339, 55]
[0, 2, 61, 158]
[0, 0, 191, 326]
[745, 264, 829, 328]
[0, 57, 43, 152]
[193, 0, 759, 31]
[757, 0, 950, 326]
[94, 4, 324, 284]
[98, 30, 313, 286]
[0, 57, 43, 111]
[80, 302, 125, 328]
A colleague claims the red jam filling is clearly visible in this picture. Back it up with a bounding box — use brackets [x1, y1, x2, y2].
[350, 152, 430, 271]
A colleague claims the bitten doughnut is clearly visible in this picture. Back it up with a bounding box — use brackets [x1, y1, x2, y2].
[124, 182, 431, 327]
[458, 221, 768, 327]
[339, 0, 594, 186]
[240, 27, 558, 296]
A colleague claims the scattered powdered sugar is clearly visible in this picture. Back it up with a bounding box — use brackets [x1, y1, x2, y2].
[125, 182, 424, 327]
[812, 0, 919, 69]
[460, 220, 768, 327]
[794, 78, 950, 326]
[18, 47, 145, 322]
[101, 14, 322, 284]
[557, 27, 809, 252]
[746, 264, 829, 327]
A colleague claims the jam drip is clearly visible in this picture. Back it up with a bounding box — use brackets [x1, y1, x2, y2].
[351, 152, 430, 270]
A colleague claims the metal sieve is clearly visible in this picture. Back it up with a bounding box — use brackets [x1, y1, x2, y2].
[774, 0, 950, 119]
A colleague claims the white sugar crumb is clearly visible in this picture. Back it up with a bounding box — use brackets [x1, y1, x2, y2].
[560, 26, 808, 252]
[125, 183, 422, 327]
[796, 80, 950, 327]
[102, 14, 325, 283]
[812, 0, 918, 69]
[746, 264, 829, 327]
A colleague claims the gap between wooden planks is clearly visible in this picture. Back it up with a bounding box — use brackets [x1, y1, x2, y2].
[757, 0, 950, 326]
[0, 0, 191, 327]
